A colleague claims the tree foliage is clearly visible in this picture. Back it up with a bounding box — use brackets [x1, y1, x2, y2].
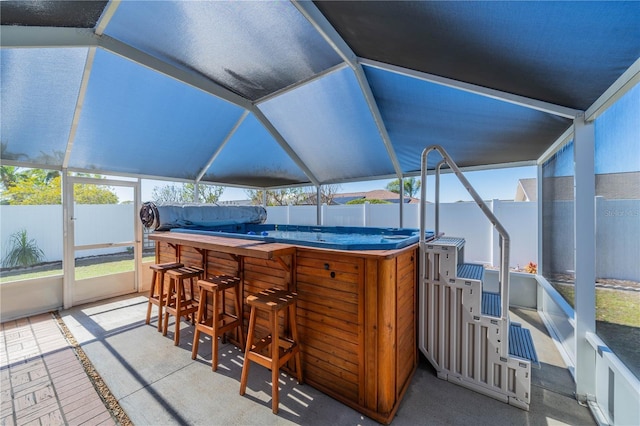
[245, 184, 342, 206]
[1, 168, 119, 205]
[75, 180, 119, 204]
[386, 177, 421, 198]
[245, 188, 306, 206]
[152, 183, 224, 204]
[346, 198, 391, 205]
[1, 166, 19, 191]
[306, 184, 342, 205]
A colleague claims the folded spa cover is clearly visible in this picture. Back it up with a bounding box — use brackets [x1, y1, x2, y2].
[140, 202, 267, 231]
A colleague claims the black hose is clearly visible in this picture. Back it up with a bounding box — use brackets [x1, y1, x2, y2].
[139, 201, 159, 229]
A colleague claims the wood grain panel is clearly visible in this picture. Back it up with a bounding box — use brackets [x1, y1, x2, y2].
[303, 361, 359, 402]
[152, 233, 418, 425]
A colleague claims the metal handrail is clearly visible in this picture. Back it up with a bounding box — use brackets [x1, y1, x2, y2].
[420, 145, 510, 357]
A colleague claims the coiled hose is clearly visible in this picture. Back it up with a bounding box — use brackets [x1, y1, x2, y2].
[139, 201, 159, 230]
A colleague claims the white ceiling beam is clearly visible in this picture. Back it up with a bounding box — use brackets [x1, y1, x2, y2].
[2, 25, 322, 188]
[585, 57, 640, 122]
[98, 34, 253, 110]
[0, 159, 62, 171]
[420, 160, 537, 175]
[101, 32, 320, 186]
[361, 58, 581, 120]
[196, 110, 249, 182]
[1, 26, 253, 110]
[252, 107, 320, 187]
[255, 62, 348, 105]
[290, 2, 357, 65]
[0, 158, 308, 190]
[62, 47, 96, 169]
[537, 125, 575, 165]
[95, 0, 120, 36]
[0, 25, 98, 48]
[291, 1, 404, 179]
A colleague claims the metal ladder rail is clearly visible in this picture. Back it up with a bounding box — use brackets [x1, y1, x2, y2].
[420, 145, 511, 358]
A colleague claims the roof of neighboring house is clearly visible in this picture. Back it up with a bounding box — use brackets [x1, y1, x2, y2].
[541, 172, 640, 201]
[596, 172, 640, 200]
[515, 178, 538, 202]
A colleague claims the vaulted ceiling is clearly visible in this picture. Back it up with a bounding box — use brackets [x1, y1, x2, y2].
[2, 1, 639, 189]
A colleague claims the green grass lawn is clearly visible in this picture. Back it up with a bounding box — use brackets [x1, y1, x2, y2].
[553, 283, 640, 327]
[0, 256, 155, 283]
[0, 268, 63, 283]
[554, 282, 640, 378]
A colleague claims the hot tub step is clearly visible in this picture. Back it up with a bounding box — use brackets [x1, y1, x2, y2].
[481, 291, 501, 317]
[509, 322, 540, 368]
[457, 262, 484, 281]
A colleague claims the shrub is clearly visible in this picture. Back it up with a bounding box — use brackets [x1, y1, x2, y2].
[2, 229, 45, 268]
[346, 199, 391, 205]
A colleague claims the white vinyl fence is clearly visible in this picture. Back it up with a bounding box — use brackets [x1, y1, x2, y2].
[3, 201, 537, 270]
[0, 204, 133, 264]
[266, 200, 538, 269]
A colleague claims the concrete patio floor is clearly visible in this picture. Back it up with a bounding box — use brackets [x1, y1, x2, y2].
[3, 293, 596, 425]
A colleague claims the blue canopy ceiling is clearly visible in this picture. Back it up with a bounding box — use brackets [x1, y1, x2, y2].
[1, 1, 639, 189]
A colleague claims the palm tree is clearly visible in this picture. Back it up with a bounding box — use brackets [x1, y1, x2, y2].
[0, 165, 18, 191]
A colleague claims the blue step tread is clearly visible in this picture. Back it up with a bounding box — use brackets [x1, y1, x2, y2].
[481, 291, 501, 317]
[431, 237, 466, 249]
[509, 323, 540, 368]
[457, 263, 485, 281]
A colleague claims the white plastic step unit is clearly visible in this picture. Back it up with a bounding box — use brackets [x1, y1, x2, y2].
[419, 237, 536, 410]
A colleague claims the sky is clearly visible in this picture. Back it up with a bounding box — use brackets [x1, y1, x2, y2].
[135, 165, 537, 204]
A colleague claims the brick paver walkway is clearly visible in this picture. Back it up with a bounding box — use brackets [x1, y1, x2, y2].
[1, 314, 115, 426]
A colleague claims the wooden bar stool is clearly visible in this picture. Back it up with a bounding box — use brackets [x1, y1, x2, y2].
[240, 288, 302, 414]
[163, 266, 204, 345]
[145, 262, 183, 332]
[191, 275, 245, 371]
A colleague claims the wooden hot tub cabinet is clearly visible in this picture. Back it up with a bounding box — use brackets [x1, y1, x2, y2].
[150, 232, 418, 424]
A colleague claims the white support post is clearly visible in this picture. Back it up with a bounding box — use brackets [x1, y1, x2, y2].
[490, 199, 497, 268]
[399, 177, 404, 228]
[317, 185, 322, 225]
[536, 162, 545, 312]
[362, 202, 367, 226]
[62, 170, 73, 309]
[194, 181, 200, 203]
[573, 112, 597, 402]
[537, 164, 544, 277]
[134, 178, 142, 292]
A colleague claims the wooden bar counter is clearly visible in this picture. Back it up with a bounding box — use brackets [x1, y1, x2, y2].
[150, 231, 418, 424]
